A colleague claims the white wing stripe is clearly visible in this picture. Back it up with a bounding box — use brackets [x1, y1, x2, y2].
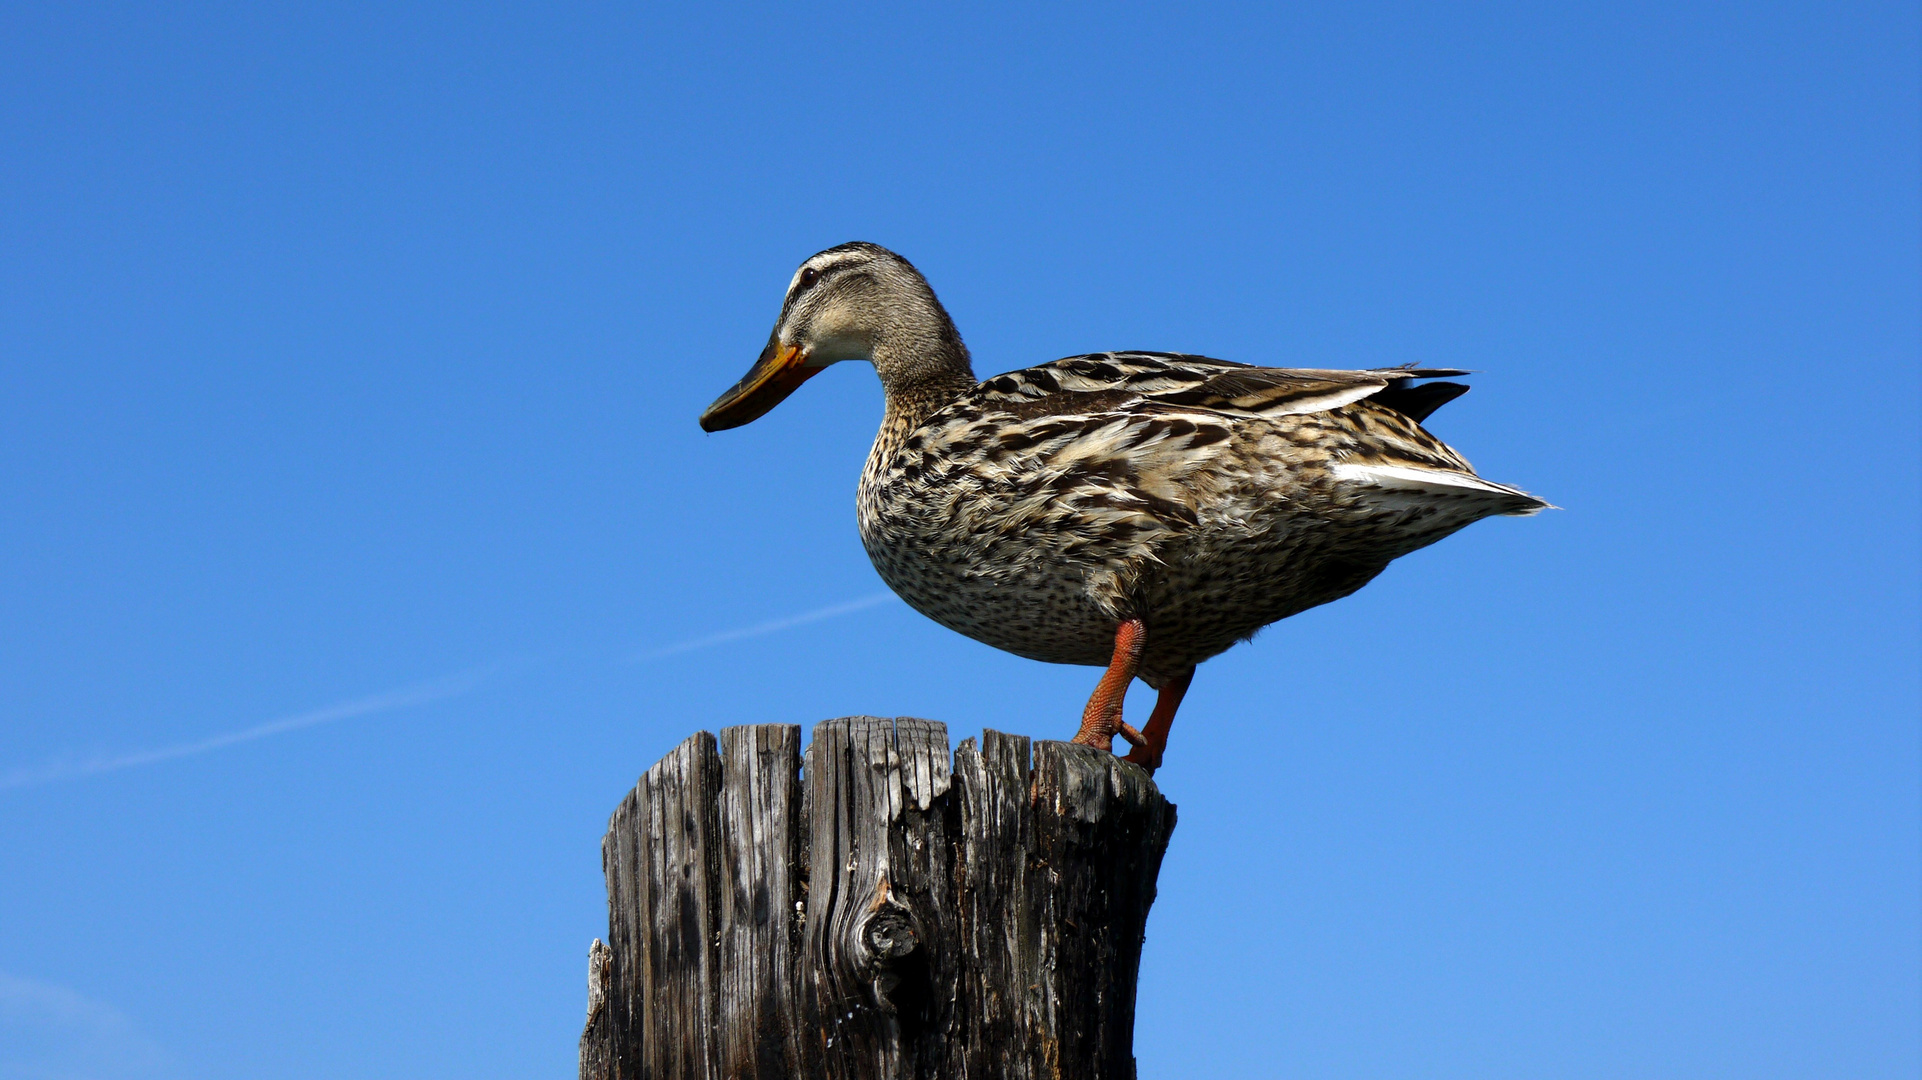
[1241, 383, 1382, 416]
[1330, 461, 1531, 499]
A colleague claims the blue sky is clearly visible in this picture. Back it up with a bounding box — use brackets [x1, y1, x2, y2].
[2, 2, 1917, 1077]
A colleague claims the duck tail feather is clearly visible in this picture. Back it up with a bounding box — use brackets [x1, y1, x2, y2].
[1370, 381, 1470, 422]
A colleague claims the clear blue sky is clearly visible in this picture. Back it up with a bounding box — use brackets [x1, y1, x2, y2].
[2, 3, 1916, 1077]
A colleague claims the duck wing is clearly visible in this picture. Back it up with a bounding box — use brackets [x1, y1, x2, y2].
[969, 352, 1471, 424]
[940, 351, 1545, 521]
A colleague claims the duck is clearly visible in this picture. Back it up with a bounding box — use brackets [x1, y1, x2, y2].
[700, 242, 1546, 771]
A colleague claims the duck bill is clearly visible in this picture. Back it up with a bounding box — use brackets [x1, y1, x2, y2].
[699, 339, 822, 432]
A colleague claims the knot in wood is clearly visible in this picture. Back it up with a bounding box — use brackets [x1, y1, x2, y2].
[861, 907, 920, 965]
[851, 899, 931, 1027]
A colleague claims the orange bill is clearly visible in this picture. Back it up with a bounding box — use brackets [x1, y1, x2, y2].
[699, 338, 821, 432]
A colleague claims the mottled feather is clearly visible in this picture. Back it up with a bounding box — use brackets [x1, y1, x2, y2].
[857, 352, 1545, 687]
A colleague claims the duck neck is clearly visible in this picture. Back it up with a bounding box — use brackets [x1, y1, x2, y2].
[873, 326, 977, 435]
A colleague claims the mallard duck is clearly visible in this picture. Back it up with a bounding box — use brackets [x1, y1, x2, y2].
[701, 242, 1546, 770]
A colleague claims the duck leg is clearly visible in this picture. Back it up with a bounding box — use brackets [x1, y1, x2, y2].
[1071, 618, 1147, 753]
[1123, 666, 1193, 773]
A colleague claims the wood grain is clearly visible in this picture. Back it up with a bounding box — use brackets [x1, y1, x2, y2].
[581, 719, 1174, 1080]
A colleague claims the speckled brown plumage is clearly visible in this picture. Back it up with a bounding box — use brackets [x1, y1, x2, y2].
[855, 350, 1545, 690]
[701, 242, 1547, 765]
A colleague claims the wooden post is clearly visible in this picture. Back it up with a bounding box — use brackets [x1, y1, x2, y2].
[579, 717, 1177, 1080]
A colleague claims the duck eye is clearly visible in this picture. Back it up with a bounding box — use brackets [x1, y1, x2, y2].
[798, 267, 820, 291]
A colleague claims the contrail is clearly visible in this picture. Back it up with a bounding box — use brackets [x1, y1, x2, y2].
[2, 592, 898, 791]
[0, 669, 487, 791]
[639, 592, 898, 660]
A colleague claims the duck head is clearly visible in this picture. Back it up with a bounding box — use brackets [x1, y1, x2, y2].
[699, 242, 971, 432]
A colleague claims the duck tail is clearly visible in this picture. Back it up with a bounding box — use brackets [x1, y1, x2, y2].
[1329, 462, 1554, 516]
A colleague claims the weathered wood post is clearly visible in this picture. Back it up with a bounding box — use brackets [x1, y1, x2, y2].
[579, 716, 1177, 1079]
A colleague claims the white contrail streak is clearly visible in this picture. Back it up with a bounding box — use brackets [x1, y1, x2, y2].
[639, 592, 898, 660]
[2, 592, 896, 791]
[0, 669, 486, 791]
